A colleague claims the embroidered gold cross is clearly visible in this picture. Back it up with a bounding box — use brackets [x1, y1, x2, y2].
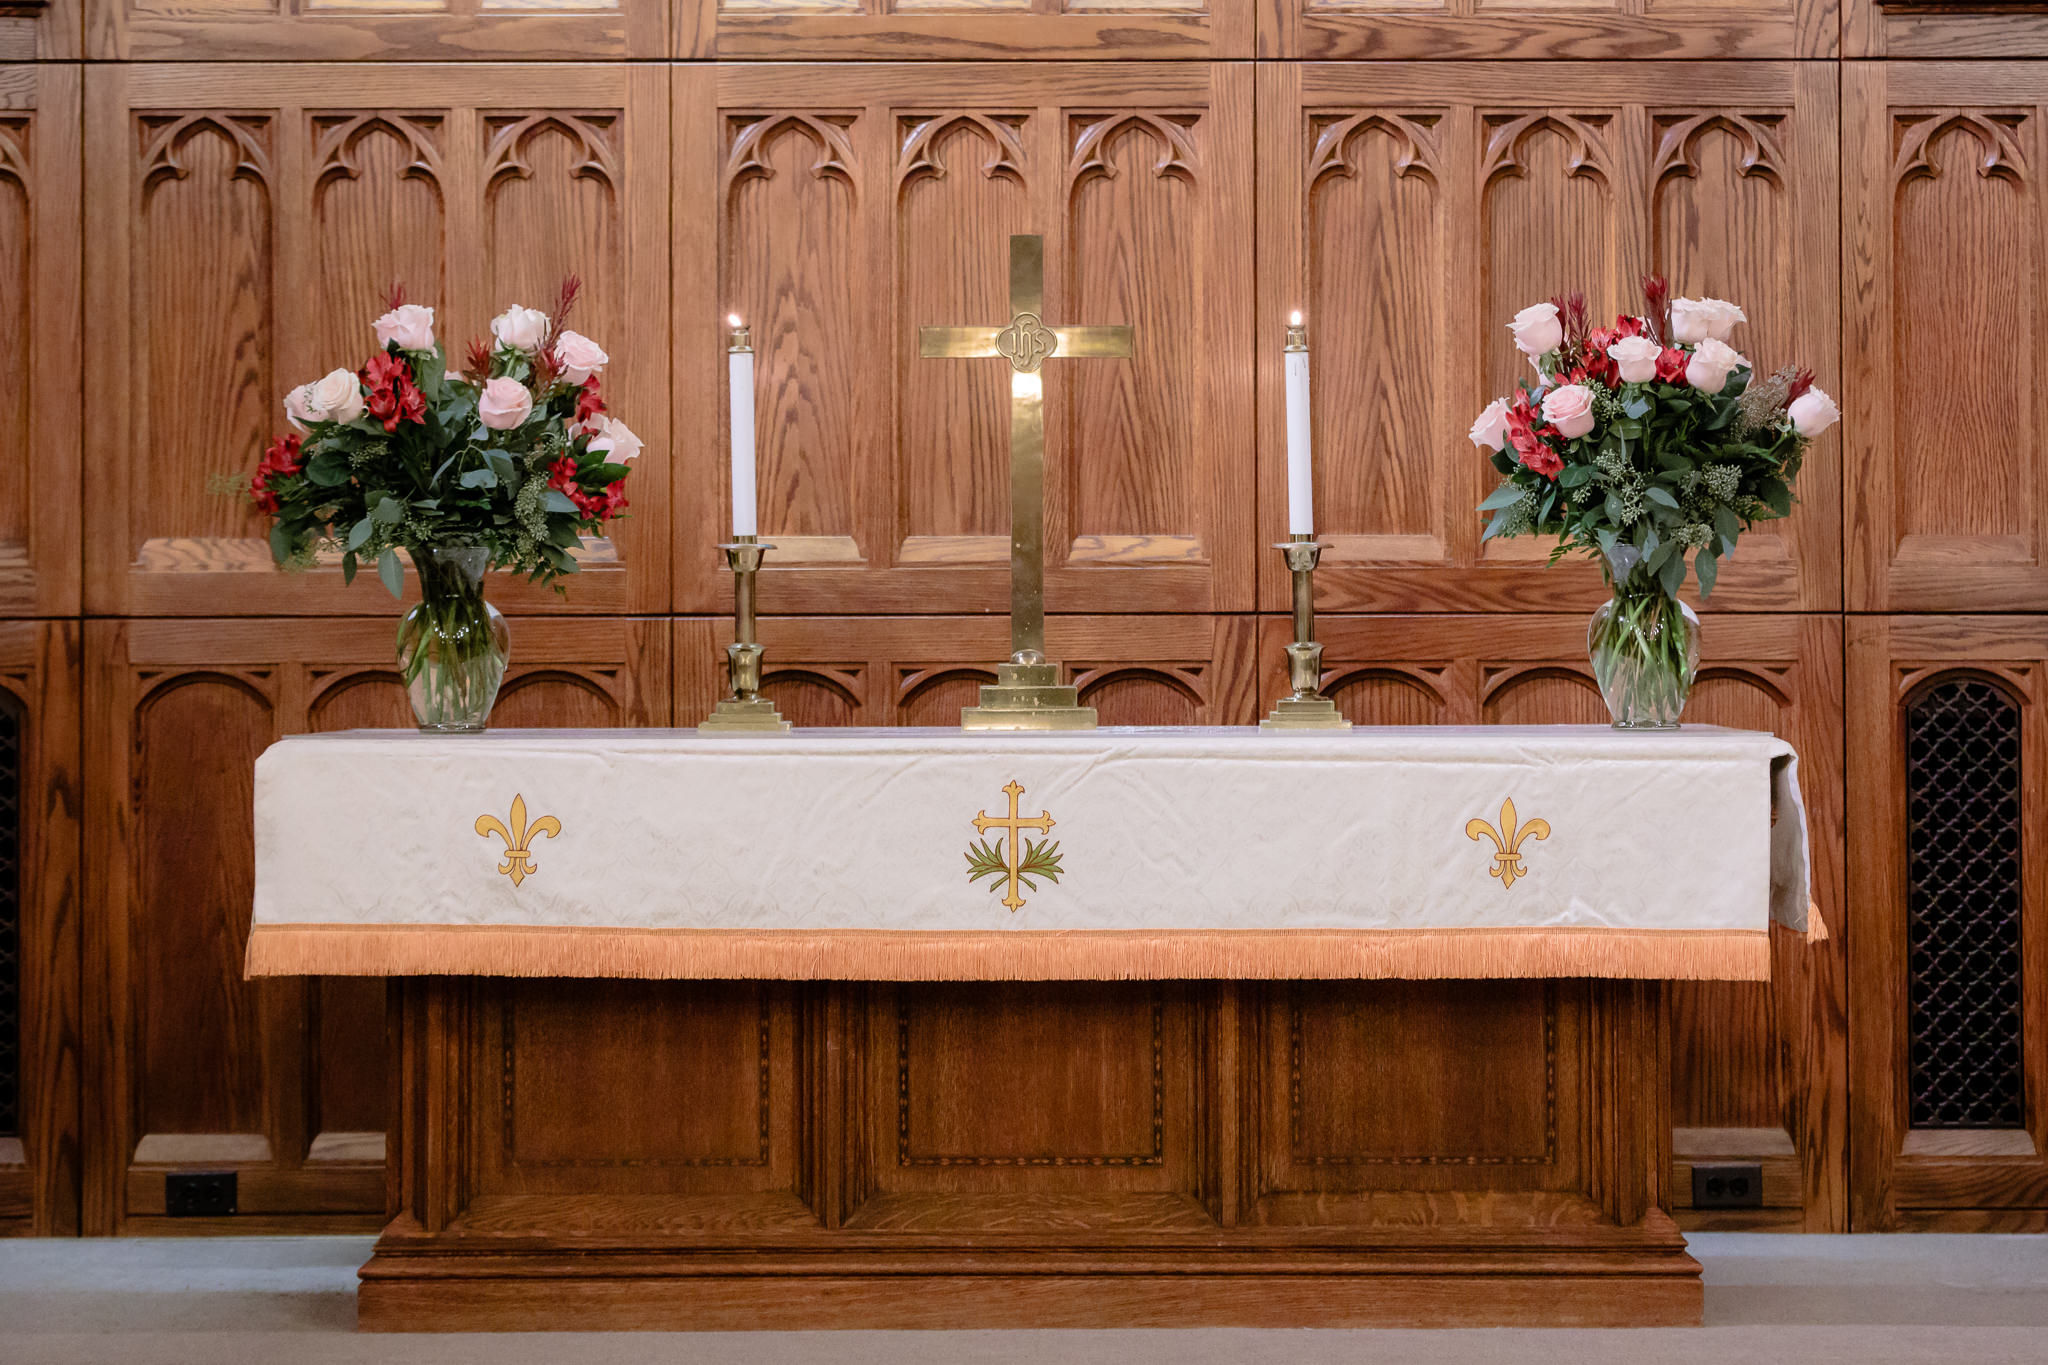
[969, 779, 1060, 912]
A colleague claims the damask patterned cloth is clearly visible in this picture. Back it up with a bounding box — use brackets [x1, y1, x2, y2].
[245, 725, 1810, 982]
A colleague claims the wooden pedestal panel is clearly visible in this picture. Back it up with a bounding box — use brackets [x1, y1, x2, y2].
[367, 975, 1699, 1330]
[675, 63, 1254, 618]
[1258, 62, 1840, 615]
[685, 0, 1248, 61]
[0, 622, 82, 1237]
[1849, 617, 2048, 1231]
[676, 615, 1260, 727]
[1295, 614, 1846, 1230]
[1844, 2, 2048, 58]
[81, 617, 667, 1234]
[82, 63, 671, 617]
[85, 0, 665, 62]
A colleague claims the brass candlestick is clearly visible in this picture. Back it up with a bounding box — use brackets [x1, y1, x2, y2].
[699, 536, 792, 733]
[1261, 534, 1351, 730]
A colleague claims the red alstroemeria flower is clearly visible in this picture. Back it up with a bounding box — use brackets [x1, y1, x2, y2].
[360, 352, 427, 433]
[250, 432, 303, 515]
[1654, 346, 1689, 383]
[1614, 314, 1646, 339]
[573, 375, 606, 431]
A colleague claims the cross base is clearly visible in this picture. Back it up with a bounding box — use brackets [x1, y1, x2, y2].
[699, 695, 793, 733]
[962, 662, 1097, 731]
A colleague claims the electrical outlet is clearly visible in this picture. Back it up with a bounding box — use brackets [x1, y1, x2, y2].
[1690, 1162, 1763, 1209]
[165, 1171, 237, 1217]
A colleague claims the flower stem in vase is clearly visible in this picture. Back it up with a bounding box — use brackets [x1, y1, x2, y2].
[1588, 559, 1699, 730]
[398, 546, 511, 733]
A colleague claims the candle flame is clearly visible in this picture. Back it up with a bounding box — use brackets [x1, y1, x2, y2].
[727, 313, 742, 328]
[1289, 310, 1303, 326]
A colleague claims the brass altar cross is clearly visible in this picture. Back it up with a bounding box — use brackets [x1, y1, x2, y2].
[920, 235, 1133, 729]
[973, 780, 1058, 912]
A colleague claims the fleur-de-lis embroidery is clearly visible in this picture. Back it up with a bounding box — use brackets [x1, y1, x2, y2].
[475, 794, 561, 888]
[1465, 798, 1550, 890]
[994, 312, 1058, 374]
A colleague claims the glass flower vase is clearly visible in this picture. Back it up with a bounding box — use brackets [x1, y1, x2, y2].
[398, 546, 510, 733]
[1588, 560, 1699, 730]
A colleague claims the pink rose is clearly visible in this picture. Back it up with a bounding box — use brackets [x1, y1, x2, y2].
[552, 330, 609, 386]
[1540, 383, 1597, 440]
[1468, 398, 1513, 453]
[477, 377, 534, 431]
[585, 415, 643, 465]
[1670, 297, 1746, 345]
[490, 305, 549, 353]
[1788, 386, 1840, 438]
[1608, 335, 1661, 384]
[373, 303, 436, 352]
[283, 383, 320, 433]
[1508, 302, 1563, 358]
[1685, 338, 1746, 395]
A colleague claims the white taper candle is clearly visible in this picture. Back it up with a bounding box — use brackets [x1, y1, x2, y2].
[727, 315, 757, 538]
[1284, 312, 1313, 536]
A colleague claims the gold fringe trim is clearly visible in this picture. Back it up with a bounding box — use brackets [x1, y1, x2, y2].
[245, 924, 1771, 983]
[1805, 902, 1830, 945]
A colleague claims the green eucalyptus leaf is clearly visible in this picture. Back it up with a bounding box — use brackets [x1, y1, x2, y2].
[377, 547, 404, 598]
[543, 489, 580, 515]
[1696, 547, 1719, 598]
[460, 467, 499, 490]
[1479, 482, 1525, 512]
[341, 551, 358, 586]
[1658, 549, 1685, 597]
[346, 517, 374, 551]
[371, 494, 406, 525]
[1645, 486, 1681, 510]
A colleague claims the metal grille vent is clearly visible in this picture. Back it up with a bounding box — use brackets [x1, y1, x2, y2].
[0, 698, 18, 1139]
[1906, 677, 2025, 1129]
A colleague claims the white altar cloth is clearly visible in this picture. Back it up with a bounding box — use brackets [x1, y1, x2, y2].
[245, 725, 1809, 982]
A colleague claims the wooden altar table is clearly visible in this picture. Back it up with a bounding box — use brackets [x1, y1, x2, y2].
[245, 726, 1810, 1330]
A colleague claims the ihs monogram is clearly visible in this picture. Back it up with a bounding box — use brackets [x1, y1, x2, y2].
[993, 313, 1059, 374]
[1466, 797, 1549, 891]
[966, 780, 1065, 912]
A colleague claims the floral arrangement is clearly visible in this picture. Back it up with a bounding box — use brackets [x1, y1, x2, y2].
[251, 280, 638, 594]
[1469, 277, 1838, 726]
[247, 281, 642, 731]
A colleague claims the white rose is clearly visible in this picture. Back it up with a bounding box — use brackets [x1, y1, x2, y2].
[1788, 386, 1840, 438]
[1468, 398, 1512, 453]
[490, 305, 550, 353]
[1608, 335, 1661, 384]
[1684, 338, 1747, 395]
[1540, 383, 1597, 440]
[283, 383, 320, 432]
[1670, 296, 1747, 345]
[306, 367, 365, 425]
[373, 303, 436, 352]
[477, 377, 534, 431]
[1508, 302, 1564, 358]
[585, 415, 643, 465]
[552, 330, 609, 385]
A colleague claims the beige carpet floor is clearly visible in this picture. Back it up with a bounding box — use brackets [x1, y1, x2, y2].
[3, 1233, 2048, 1363]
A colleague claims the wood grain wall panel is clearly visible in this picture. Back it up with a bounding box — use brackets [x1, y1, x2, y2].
[85, 0, 662, 61]
[0, 66, 80, 618]
[1293, 614, 1846, 1229]
[683, 0, 1248, 60]
[674, 64, 1253, 618]
[83, 64, 670, 618]
[81, 617, 667, 1233]
[674, 615, 1259, 727]
[1845, 1, 2048, 58]
[1845, 64, 2048, 612]
[1263, 0, 1833, 59]
[0, 0, 77, 61]
[1261, 63, 1840, 616]
[0, 623, 81, 1237]
[1848, 617, 2048, 1231]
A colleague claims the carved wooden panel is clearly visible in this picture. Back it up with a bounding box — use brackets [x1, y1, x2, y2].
[0, 623, 81, 1237]
[86, 0, 663, 61]
[1845, 66, 2048, 611]
[1848, 617, 2048, 1231]
[1845, 0, 2048, 58]
[0, 67, 80, 617]
[1291, 613, 1846, 1229]
[675, 64, 1253, 617]
[674, 615, 1259, 726]
[82, 63, 670, 617]
[1260, 63, 1840, 615]
[1265, 0, 1832, 59]
[684, 0, 1247, 60]
[81, 616, 667, 1233]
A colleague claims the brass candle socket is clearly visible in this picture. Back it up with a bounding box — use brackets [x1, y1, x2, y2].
[1261, 535, 1351, 731]
[699, 536, 792, 733]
